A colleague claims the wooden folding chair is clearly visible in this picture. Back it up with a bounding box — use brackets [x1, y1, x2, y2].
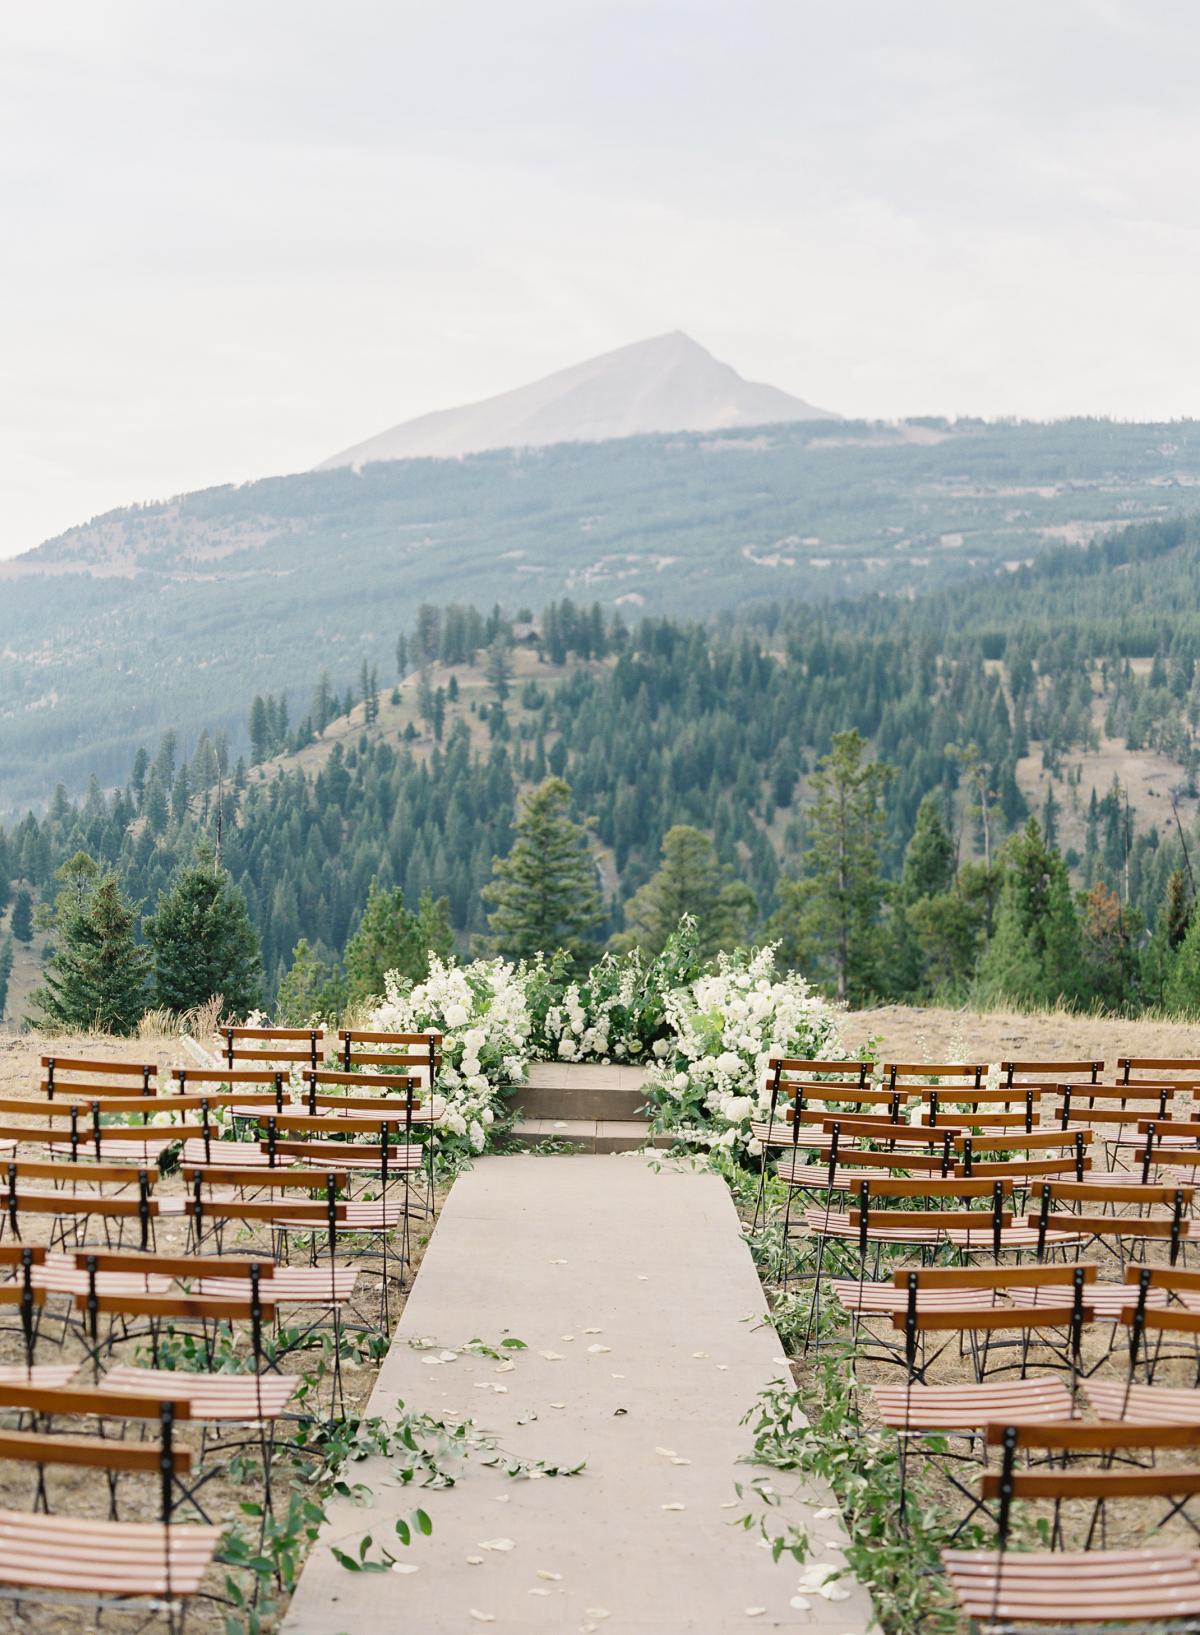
[40, 1056, 157, 1101]
[1028, 1180, 1195, 1270]
[750, 1057, 878, 1226]
[0, 1399, 217, 1634]
[955, 1128, 1094, 1186]
[336, 1027, 441, 1088]
[1052, 1074, 1194, 1169]
[943, 1422, 1200, 1629]
[220, 1025, 325, 1071]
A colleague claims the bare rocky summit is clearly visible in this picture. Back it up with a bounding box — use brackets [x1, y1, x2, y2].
[317, 330, 836, 469]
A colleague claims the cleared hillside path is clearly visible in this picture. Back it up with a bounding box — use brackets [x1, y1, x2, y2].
[282, 1154, 874, 1634]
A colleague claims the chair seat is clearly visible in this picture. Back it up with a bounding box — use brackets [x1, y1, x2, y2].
[829, 1279, 1002, 1315]
[0, 1365, 80, 1389]
[942, 1546, 1200, 1623]
[99, 1364, 299, 1421]
[32, 1254, 171, 1298]
[801, 1208, 943, 1244]
[195, 1267, 359, 1304]
[1008, 1284, 1167, 1318]
[873, 1376, 1073, 1430]
[273, 1198, 408, 1230]
[48, 1137, 175, 1161]
[0, 1510, 219, 1598]
[179, 1140, 264, 1166]
[1085, 1380, 1200, 1426]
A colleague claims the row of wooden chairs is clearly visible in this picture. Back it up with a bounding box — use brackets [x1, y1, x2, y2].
[760, 1056, 1200, 1631]
[0, 1034, 445, 1627]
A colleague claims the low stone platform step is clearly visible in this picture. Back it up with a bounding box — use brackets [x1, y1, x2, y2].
[507, 1117, 670, 1154]
[508, 1062, 655, 1124]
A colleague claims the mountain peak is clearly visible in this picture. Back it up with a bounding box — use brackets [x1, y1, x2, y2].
[317, 334, 836, 470]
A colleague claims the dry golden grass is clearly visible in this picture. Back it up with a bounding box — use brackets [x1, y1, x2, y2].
[843, 1001, 1200, 1066]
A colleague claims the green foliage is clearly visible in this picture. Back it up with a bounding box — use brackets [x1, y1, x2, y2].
[9, 889, 33, 944]
[739, 1366, 963, 1634]
[1165, 907, 1200, 1014]
[28, 851, 149, 1033]
[616, 827, 755, 959]
[485, 777, 603, 968]
[343, 882, 454, 1003]
[769, 732, 892, 1002]
[145, 845, 262, 1017]
[276, 937, 343, 1024]
[975, 819, 1086, 1006]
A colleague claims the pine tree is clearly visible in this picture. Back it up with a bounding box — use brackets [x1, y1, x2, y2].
[249, 696, 270, 764]
[484, 778, 602, 966]
[28, 853, 149, 1034]
[1166, 910, 1200, 1015]
[343, 882, 453, 1001]
[1165, 868, 1193, 949]
[0, 937, 13, 1021]
[9, 890, 33, 944]
[276, 937, 342, 1023]
[901, 795, 955, 903]
[485, 635, 513, 702]
[145, 846, 262, 1017]
[975, 819, 1085, 1006]
[770, 731, 893, 1001]
[617, 825, 755, 959]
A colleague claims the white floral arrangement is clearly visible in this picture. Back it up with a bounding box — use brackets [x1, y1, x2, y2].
[528, 918, 703, 1065]
[643, 943, 848, 1154]
[367, 955, 532, 1157]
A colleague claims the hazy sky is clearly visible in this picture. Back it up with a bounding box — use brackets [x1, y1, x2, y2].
[2, 1, 1199, 560]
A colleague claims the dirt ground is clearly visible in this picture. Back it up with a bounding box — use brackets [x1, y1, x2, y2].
[842, 1002, 1200, 1066]
[0, 1029, 444, 1633]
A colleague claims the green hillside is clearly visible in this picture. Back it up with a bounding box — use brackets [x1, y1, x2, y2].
[7, 515, 1200, 1021]
[4, 415, 1200, 812]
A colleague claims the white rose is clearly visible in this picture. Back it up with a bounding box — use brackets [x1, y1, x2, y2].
[444, 1003, 469, 1029]
[673, 1073, 689, 1091]
[469, 1121, 485, 1152]
[652, 1039, 668, 1059]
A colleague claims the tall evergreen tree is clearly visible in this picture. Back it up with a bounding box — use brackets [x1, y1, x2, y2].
[975, 819, 1085, 1006]
[276, 937, 342, 1023]
[770, 731, 893, 1001]
[28, 853, 149, 1034]
[485, 635, 513, 702]
[484, 778, 602, 967]
[342, 883, 454, 1002]
[901, 795, 955, 903]
[9, 890, 33, 944]
[144, 847, 262, 1017]
[0, 937, 13, 1021]
[617, 825, 754, 958]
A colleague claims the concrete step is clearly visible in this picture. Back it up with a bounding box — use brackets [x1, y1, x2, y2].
[507, 1062, 655, 1125]
[513, 1083, 648, 1120]
[505, 1117, 671, 1154]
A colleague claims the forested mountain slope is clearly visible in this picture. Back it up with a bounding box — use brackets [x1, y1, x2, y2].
[6, 516, 1200, 1013]
[4, 416, 1200, 811]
